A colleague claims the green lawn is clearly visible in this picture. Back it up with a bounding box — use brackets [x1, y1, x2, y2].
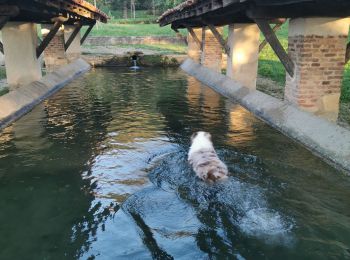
[86, 20, 184, 37]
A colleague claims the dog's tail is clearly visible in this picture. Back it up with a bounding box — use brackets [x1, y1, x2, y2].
[207, 169, 228, 182]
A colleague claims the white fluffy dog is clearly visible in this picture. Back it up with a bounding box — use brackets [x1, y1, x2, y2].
[188, 131, 228, 183]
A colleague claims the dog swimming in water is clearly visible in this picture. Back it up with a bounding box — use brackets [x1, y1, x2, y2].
[188, 131, 228, 183]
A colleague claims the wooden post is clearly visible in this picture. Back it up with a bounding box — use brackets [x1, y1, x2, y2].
[186, 26, 201, 48]
[259, 23, 284, 52]
[36, 20, 64, 58]
[80, 23, 95, 45]
[255, 19, 295, 77]
[64, 23, 82, 51]
[207, 23, 230, 55]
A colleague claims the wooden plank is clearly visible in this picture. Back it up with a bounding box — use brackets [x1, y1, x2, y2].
[207, 23, 230, 55]
[186, 26, 202, 48]
[36, 20, 64, 58]
[80, 23, 95, 45]
[64, 23, 82, 51]
[346, 42, 350, 64]
[259, 22, 284, 52]
[255, 18, 295, 77]
[0, 15, 9, 31]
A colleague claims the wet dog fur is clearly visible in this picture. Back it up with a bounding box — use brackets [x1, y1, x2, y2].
[188, 131, 228, 183]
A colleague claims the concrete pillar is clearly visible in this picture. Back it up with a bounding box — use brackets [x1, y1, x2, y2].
[226, 24, 260, 89]
[285, 18, 350, 122]
[201, 26, 223, 72]
[42, 24, 68, 71]
[187, 28, 202, 63]
[64, 25, 81, 62]
[2, 22, 42, 88]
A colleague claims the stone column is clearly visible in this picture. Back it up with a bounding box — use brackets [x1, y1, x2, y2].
[2, 22, 42, 88]
[226, 24, 260, 90]
[201, 26, 223, 72]
[187, 28, 202, 63]
[285, 18, 350, 122]
[41, 24, 68, 71]
[64, 25, 81, 62]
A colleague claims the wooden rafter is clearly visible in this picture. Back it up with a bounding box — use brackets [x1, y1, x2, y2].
[186, 26, 202, 48]
[259, 22, 284, 52]
[206, 24, 230, 55]
[64, 23, 83, 51]
[36, 20, 64, 58]
[346, 42, 350, 64]
[80, 22, 95, 45]
[255, 19, 295, 77]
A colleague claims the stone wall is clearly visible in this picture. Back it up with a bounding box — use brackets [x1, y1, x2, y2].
[84, 36, 186, 46]
[285, 18, 350, 121]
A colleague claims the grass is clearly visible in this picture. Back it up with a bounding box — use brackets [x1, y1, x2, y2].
[117, 43, 186, 54]
[85, 19, 185, 37]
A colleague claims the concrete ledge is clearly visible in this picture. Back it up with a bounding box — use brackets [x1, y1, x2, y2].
[181, 58, 350, 173]
[0, 58, 91, 129]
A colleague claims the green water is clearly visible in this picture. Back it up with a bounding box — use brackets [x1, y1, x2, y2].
[0, 68, 349, 259]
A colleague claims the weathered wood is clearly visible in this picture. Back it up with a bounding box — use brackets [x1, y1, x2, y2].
[64, 23, 82, 51]
[346, 42, 350, 64]
[0, 41, 3, 54]
[206, 24, 230, 55]
[80, 23, 95, 45]
[186, 26, 202, 48]
[36, 20, 64, 58]
[255, 19, 295, 77]
[0, 15, 9, 31]
[0, 5, 19, 17]
[259, 22, 284, 52]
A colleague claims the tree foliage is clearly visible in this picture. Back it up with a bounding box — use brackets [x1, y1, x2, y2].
[86, 0, 183, 15]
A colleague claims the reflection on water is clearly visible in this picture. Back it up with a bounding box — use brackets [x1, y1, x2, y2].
[0, 68, 350, 259]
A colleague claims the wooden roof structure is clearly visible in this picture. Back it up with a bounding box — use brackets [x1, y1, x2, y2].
[158, 0, 350, 29]
[0, 0, 108, 25]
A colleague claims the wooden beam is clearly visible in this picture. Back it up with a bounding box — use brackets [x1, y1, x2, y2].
[36, 20, 64, 58]
[206, 24, 230, 55]
[255, 19, 295, 77]
[186, 26, 202, 48]
[0, 6, 20, 17]
[0, 41, 3, 54]
[80, 23, 95, 45]
[0, 15, 9, 31]
[259, 22, 284, 52]
[64, 23, 83, 51]
[346, 42, 350, 64]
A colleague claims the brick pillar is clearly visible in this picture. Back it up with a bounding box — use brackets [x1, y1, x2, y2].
[64, 25, 81, 62]
[41, 24, 68, 71]
[201, 26, 223, 72]
[2, 22, 42, 88]
[187, 28, 202, 63]
[227, 24, 260, 89]
[285, 18, 350, 122]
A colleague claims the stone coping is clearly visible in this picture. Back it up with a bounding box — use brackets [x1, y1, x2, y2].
[0, 59, 91, 130]
[181, 58, 350, 173]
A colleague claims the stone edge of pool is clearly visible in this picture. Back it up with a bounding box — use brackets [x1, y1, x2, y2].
[181, 58, 350, 174]
[0, 58, 91, 130]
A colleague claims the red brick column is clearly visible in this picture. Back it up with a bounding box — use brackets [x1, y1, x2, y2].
[41, 25, 68, 71]
[201, 26, 223, 72]
[285, 18, 350, 121]
[187, 28, 202, 63]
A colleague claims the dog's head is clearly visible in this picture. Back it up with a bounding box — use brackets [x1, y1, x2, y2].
[191, 131, 212, 144]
